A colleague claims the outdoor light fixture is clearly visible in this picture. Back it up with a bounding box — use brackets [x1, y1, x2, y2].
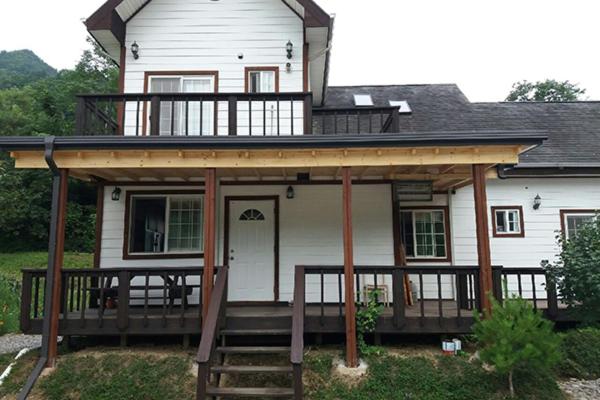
[533, 194, 542, 210]
[131, 41, 140, 59]
[286, 40, 293, 59]
[286, 186, 295, 199]
[112, 187, 122, 201]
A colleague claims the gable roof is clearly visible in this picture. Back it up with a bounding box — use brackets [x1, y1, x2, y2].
[322, 84, 600, 171]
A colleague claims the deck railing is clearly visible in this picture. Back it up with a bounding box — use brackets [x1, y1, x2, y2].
[196, 266, 228, 400]
[297, 265, 563, 333]
[75, 92, 313, 136]
[20, 267, 212, 335]
[312, 106, 401, 135]
[75, 93, 403, 137]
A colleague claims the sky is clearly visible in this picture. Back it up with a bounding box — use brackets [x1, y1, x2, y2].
[1, 0, 599, 102]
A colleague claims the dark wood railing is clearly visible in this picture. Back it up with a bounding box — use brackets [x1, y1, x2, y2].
[196, 266, 228, 400]
[291, 265, 305, 400]
[296, 265, 564, 333]
[312, 106, 400, 134]
[21, 267, 211, 335]
[75, 92, 313, 136]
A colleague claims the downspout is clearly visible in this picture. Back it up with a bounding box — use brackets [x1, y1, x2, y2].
[496, 164, 515, 180]
[17, 137, 59, 400]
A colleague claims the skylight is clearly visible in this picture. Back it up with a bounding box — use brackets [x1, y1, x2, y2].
[353, 94, 374, 107]
[389, 100, 412, 113]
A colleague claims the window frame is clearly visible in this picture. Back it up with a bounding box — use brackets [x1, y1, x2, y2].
[142, 71, 219, 136]
[123, 190, 205, 260]
[244, 67, 280, 93]
[397, 206, 452, 262]
[491, 206, 525, 238]
[560, 209, 598, 240]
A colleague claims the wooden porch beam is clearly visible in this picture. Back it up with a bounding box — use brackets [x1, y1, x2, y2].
[342, 167, 358, 368]
[472, 164, 493, 315]
[202, 168, 217, 319]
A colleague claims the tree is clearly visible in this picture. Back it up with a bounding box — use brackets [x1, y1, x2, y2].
[506, 79, 586, 102]
[543, 215, 600, 324]
[0, 38, 118, 252]
[473, 295, 561, 397]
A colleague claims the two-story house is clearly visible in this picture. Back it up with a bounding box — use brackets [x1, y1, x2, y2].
[1, 0, 599, 398]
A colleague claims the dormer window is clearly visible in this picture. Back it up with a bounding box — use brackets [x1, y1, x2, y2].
[389, 100, 412, 113]
[353, 94, 373, 107]
[246, 67, 279, 93]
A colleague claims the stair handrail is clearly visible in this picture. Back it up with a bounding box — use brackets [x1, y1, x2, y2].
[291, 265, 305, 399]
[196, 266, 228, 399]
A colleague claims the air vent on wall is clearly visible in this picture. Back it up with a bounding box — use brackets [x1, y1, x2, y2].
[393, 181, 433, 201]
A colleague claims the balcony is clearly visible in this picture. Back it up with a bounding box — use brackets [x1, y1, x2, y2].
[75, 92, 401, 137]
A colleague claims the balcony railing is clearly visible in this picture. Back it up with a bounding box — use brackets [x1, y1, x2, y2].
[75, 93, 401, 136]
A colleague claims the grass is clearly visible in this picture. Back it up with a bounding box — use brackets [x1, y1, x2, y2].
[558, 327, 600, 379]
[0, 344, 577, 400]
[0, 349, 38, 398]
[0, 252, 93, 335]
[304, 347, 565, 400]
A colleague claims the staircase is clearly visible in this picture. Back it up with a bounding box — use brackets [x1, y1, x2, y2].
[204, 329, 295, 398]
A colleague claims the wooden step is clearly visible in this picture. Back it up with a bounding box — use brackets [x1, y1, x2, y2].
[205, 387, 294, 398]
[221, 329, 292, 336]
[216, 346, 291, 354]
[211, 365, 293, 374]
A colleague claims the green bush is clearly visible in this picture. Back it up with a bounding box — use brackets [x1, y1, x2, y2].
[355, 289, 384, 356]
[558, 328, 600, 379]
[544, 215, 600, 323]
[0, 275, 20, 335]
[473, 295, 561, 397]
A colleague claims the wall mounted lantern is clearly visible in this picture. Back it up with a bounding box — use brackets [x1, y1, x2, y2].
[533, 194, 542, 210]
[286, 40, 293, 59]
[112, 187, 122, 201]
[286, 186, 295, 199]
[131, 41, 140, 60]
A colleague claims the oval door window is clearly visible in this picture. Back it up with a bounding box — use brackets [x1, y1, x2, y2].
[239, 209, 265, 221]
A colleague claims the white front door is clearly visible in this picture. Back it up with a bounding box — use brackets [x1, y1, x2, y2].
[227, 199, 276, 302]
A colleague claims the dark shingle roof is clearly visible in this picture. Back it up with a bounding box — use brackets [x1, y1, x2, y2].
[323, 84, 600, 167]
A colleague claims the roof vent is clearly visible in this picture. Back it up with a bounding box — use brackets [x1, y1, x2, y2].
[353, 94, 374, 107]
[389, 100, 412, 114]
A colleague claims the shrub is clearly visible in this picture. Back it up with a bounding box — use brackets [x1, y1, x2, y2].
[0, 275, 20, 335]
[544, 215, 600, 323]
[473, 295, 561, 397]
[558, 328, 600, 379]
[355, 289, 383, 356]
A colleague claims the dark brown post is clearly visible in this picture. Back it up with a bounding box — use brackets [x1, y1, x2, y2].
[75, 97, 87, 135]
[202, 168, 217, 319]
[546, 274, 559, 319]
[150, 96, 161, 136]
[47, 169, 68, 367]
[117, 270, 130, 331]
[392, 268, 405, 327]
[303, 94, 313, 135]
[93, 185, 104, 269]
[472, 164, 493, 315]
[20, 271, 33, 332]
[228, 96, 237, 135]
[342, 167, 358, 367]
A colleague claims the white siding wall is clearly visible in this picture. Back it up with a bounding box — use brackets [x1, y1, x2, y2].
[123, 0, 305, 136]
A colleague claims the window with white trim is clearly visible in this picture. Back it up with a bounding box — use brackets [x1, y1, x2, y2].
[563, 212, 596, 240]
[494, 208, 522, 235]
[149, 75, 215, 136]
[399, 209, 447, 259]
[128, 194, 204, 255]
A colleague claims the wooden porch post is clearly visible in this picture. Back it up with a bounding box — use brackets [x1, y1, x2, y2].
[202, 168, 217, 319]
[472, 164, 493, 315]
[45, 169, 68, 367]
[342, 167, 358, 368]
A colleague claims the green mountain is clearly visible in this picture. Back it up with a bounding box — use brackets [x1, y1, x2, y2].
[0, 49, 57, 89]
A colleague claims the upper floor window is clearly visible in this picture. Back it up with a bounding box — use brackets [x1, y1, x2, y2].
[561, 210, 597, 240]
[399, 208, 449, 260]
[492, 206, 524, 237]
[127, 192, 204, 258]
[146, 72, 217, 136]
[246, 67, 279, 93]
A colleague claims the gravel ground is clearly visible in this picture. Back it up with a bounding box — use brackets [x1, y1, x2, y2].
[559, 378, 600, 400]
[0, 334, 42, 355]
